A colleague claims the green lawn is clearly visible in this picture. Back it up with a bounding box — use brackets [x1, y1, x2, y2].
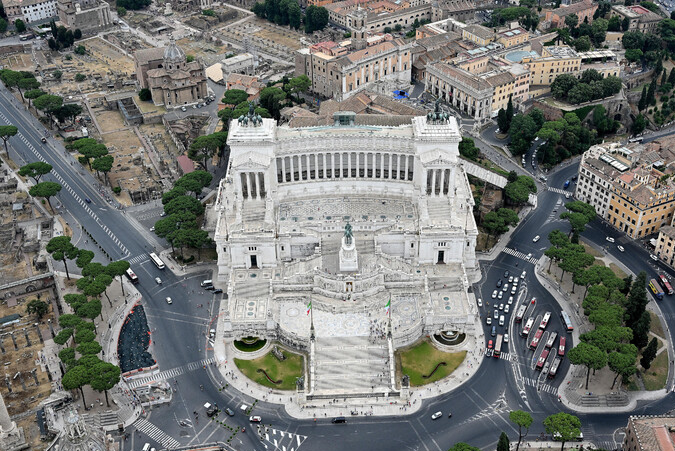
[649, 311, 666, 339]
[235, 348, 304, 391]
[398, 340, 466, 386]
[642, 351, 668, 391]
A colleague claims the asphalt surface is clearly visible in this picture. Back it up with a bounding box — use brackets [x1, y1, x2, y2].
[3, 84, 675, 450]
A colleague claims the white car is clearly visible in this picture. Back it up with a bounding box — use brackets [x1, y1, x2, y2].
[497, 291, 503, 300]
[499, 303, 504, 311]
[513, 277, 519, 285]
[502, 283, 509, 292]
[533, 235, 540, 243]
[494, 309, 499, 319]
[486, 317, 492, 325]
[511, 286, 517, 295]
[249, 416, 262, 423]
[150, 226, 155, 232]
[431, 411, 442, 420]
[155, 277, 162, 284]
[166, 297, 172, 304]
[617, 245, 625, 252]
[477, 298, 483, 307]
[508, 296, 514, 305]
[650, 254, 659, 261]
[508, 276, 513, 283]
[504, 333, 509, 343]
[492, 290, 498, 299]
[505, 304, 510, 314]
[606, 237, 615, 243]
[521, 270, 527, 279]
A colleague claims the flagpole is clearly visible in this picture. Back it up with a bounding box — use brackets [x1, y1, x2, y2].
[310, 300, 315, 341]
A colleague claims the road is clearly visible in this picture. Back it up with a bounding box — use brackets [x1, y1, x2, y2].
[3, 86, 675, 450]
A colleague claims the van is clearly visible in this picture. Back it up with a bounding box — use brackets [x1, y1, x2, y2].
[201, 279, 213, 287]
[331, 417, 346, 423]
[142, 444, 151, 451]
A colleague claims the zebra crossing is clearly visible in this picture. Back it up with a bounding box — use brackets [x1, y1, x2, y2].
[502, 247, 538, 264]
[0, 110, 130, 257]
[128, 254, 149, 265]
[485, 350, 517, 362]
[133, 418, 181, 449]
[127, 358, 216, 389]
[522, 376, 558, 395]
[547, 187, 572, 196]
[262, 427, 308, 451]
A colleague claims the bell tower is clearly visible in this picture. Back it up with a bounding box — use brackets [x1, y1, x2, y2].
[349, 8, 368, 50]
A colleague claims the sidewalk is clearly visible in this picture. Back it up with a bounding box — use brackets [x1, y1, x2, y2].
[209, 329, 487, 419]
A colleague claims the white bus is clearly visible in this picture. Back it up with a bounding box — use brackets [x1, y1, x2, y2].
[521, 317, 535, 337]
[125, 267, 139, 283]
[149, 252, 165, 270]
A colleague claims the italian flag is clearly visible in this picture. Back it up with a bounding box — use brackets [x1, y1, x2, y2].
[385, 299, 391, 316]
[307, 301, 312, 315]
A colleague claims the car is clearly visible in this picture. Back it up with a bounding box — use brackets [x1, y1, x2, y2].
[41, 137, 47, 143]
[502, 283, 508, 292]
[499, 315, 505, 326]
[214, 288, 223, 294]
[617, 245, 625, 252]
[511, 286, 517, 295]
[531, 297, 537, 304]
[504, 333, 509, 343]
[492, 290, 498, 299]
[497, 291, 503, 300]
[487, 340, 493, 349]
[477, 298, 483, 307]
[491, 326, 497, 337]
[526, 253, 533, 259]
[508, 276, 513, 283]
[521, 270, 526, 279]
[155, 277, 162, 284]
[166, 297, 172, 304]
[498, 303, 504, 311]
[160, 211, 167, 217]
[225, 408, 235, 416]
[150, 226, 155, 232]
[650, 254, 659, 261]
[513, 277, 519, 285]
[494, 309, 499, 319]
[85, 198, 91, 203]
[508, 296, 514, 305]
[503, 271, 510, 278]
[606, 237, 615, 243]
[204, 402, 217, 417]
[205, 285, 215, 290]
[533, 235, 540, 243]
[249, 416, 262, 423]
[192, 104, 198, 109]
[496, 279, 503, 288]
[431, 411, 442, 420]
[181, 106, 187, 112]
[505, 304, 510, 314]
[486, 317, 492, 325]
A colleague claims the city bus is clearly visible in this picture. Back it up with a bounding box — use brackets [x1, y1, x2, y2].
[149, 252, 165, 270]
[658, 274, 674, 295]
[515, 305, 527, 323]
[529, 329, 544, 350]
[535, 349, 549, 370]
[124, 268, 139, 283]
[548, 357, 561, 378]
[649, 278, 664, 300]
[521, 317, 535, 337]
[545, 331, 558, 349]
[560, 311, 574, 333]
[539, 311, 551, 330]
[494, 334, 503, 358]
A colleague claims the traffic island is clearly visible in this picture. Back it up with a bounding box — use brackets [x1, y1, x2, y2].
[396, 339, 466, 386]
[234, 346, 305, 390]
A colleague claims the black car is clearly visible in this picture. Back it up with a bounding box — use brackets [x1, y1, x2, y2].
[213, 288, 223, 294]
[204, 285, 215, 290]
[496, 279, 503, 288]
[504, 271, 510, 278]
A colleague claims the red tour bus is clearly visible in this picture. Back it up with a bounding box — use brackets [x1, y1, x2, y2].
[529, 329, 544, 350]
[536, 349, 549, 370]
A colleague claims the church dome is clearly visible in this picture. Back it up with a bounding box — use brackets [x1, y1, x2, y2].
[164, 40, 185, 64]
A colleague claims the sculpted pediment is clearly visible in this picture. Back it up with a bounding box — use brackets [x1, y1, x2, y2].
[419, 148, 453, 166]
[232, 151, 271, 169]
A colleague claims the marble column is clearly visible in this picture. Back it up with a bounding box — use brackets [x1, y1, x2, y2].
[282, 157, 287, 182]
[290, 156, 295, 182]
[405, 155, 410, 181]
[440, 169, 446, 196]
[431, 169, 437, 196]
[0, 389, 17, 435]
[254, 173, 261, 199]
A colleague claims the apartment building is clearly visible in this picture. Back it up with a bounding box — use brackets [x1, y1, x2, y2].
[296, 10, 412, 101]
[5, 0, 57, 23]
[623, 415, 675, 451]
[611, 5, 662, 33]
[497, 27, 529, 48]
[544, 0, 598, 29]
[655, 226, 675, 267]
[462, 24, 495, 47]
[577, 142, 675, 240]
[325, 0, 432, 31]
[522, 46, 581, 86]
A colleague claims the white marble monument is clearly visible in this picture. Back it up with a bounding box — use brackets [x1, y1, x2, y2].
[339, 223, 358, 272]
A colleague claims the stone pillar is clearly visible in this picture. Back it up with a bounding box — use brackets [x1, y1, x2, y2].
[322, 153, 327, 178]
[339, 152, 344, 178]
[405, 155, 410, 181]
[380, 153, 385, 179]
[431, 169, 437, 197]
[347, 152, 352, 178]
[440, 169, 446, 196]
[254, 173, 260, 199]
[0, 391, 13, 433]
[388, 154, 393, 179]
[282, 157, 287, 182]
[290, 156, 295, 181]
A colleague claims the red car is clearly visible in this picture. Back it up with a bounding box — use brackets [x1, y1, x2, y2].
[487, 340, 493, 349]
[558, 337, 566, 356]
